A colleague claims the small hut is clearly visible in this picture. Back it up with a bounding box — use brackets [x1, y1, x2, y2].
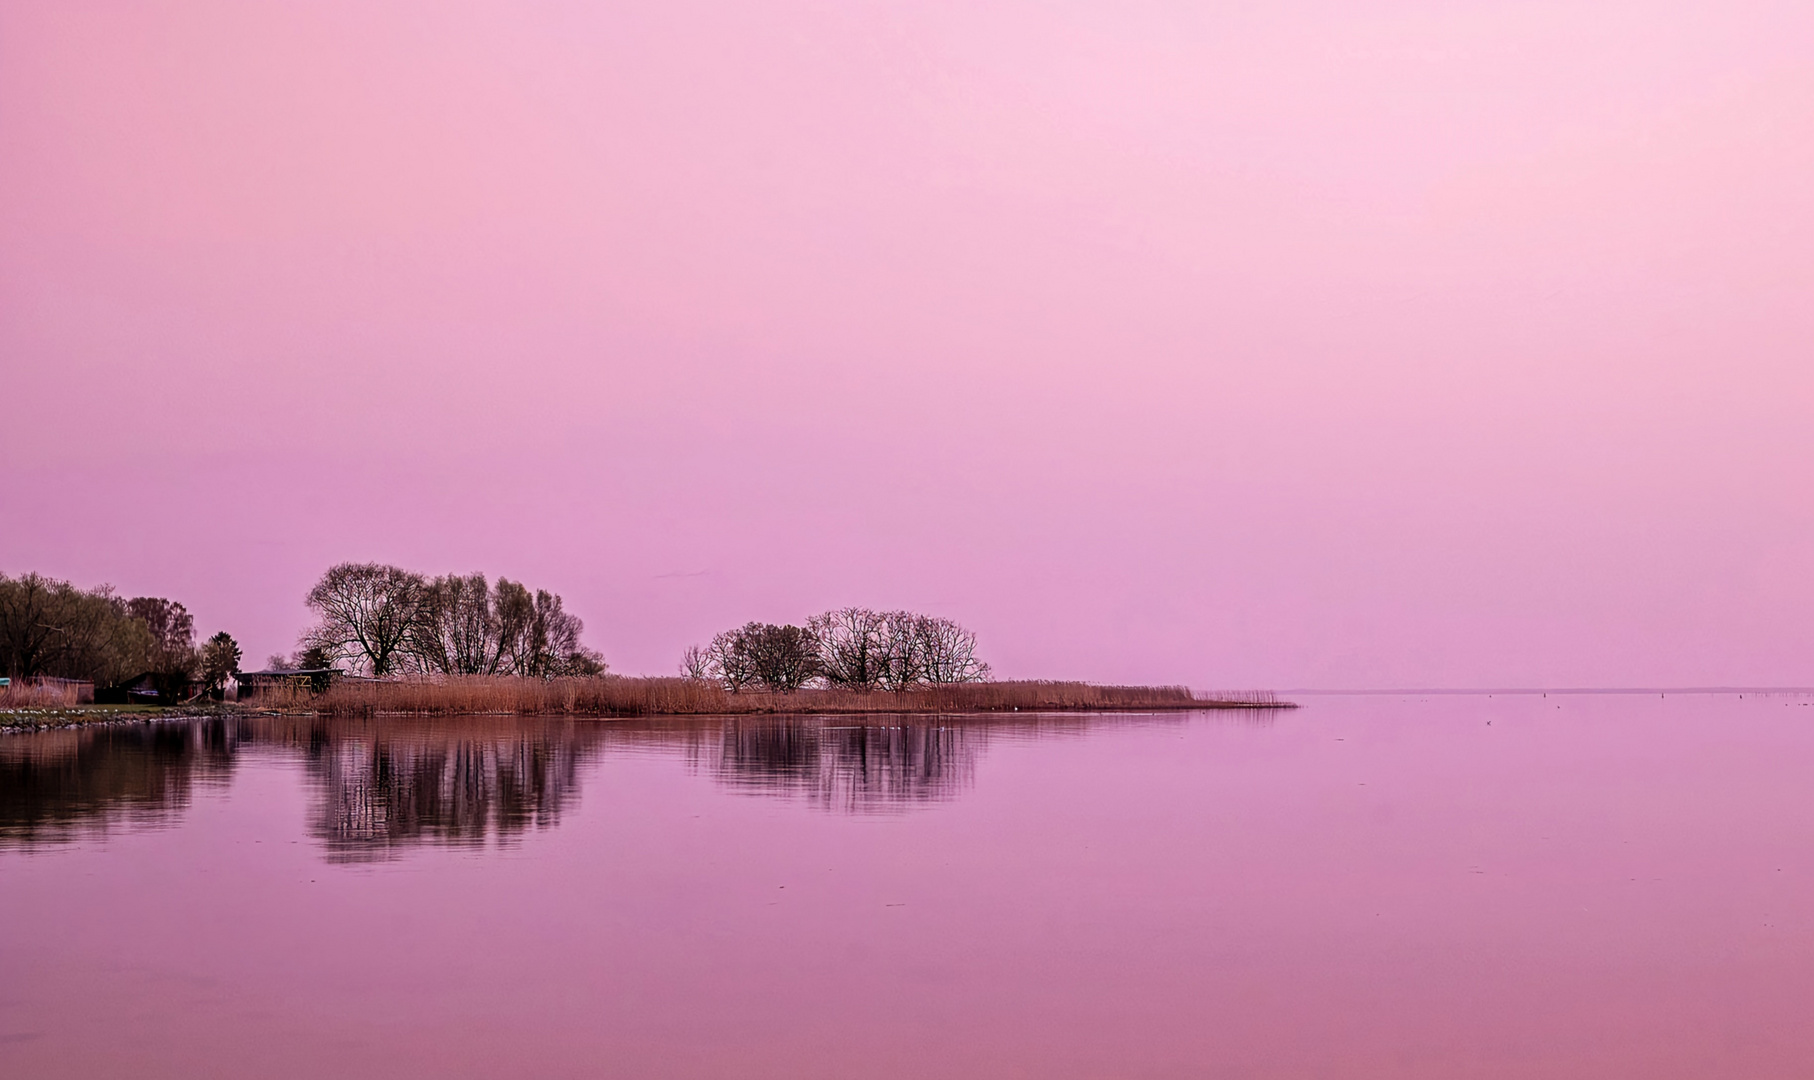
[94, 672, 194, 706]
[234, 668, 344, 701]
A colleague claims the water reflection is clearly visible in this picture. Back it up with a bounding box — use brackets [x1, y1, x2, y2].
[705, 718, 979, 811]
[0, 720, 240, 844]
[284, 718, 605, 862]
[0, 711, 1246, 853]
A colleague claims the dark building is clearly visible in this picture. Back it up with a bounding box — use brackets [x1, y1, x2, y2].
[94, 672, 195, 706]
[233, 669, 344, 701]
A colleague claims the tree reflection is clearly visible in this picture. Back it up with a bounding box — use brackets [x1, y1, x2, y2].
[0, 719, 240, 844]
[676, 716, 983, 812]
[0, 710, 1233, 853]
[291, 718, 602, 862]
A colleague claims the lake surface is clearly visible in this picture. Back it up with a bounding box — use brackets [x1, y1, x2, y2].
[4, 694, 1814, 1078]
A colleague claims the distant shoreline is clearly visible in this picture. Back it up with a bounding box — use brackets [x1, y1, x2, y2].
[1284, 687, 1814, 696]
[290, 677, 1291, 718]
[2, 679, 1292, 733]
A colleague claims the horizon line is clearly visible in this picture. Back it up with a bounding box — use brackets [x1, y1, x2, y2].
[1280, 687, 1814, 696]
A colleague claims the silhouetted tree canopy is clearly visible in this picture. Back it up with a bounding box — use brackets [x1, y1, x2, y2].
[702, 624, 764, 692]
[412, 572, 505, 674]
[126, 596, 199, 683]
[301, 563, 427, 677]
[688, 609, 989, 692]
[200, 632, 241, 695]
[808, 607, 890, 690]
[0, 573, 158, 684]
[744, 623, 820, 692]
[298, 563, 605, 678]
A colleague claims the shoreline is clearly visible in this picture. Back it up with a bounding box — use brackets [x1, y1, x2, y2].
[0, 704, 247, 734]
[2, 690, 1293, 734]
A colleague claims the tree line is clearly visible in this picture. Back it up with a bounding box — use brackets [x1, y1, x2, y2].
[294, 563, 605, 679]
[681, 608, 990, 692]
[0, 572, 241, 694]
[4, 570, 981, 699]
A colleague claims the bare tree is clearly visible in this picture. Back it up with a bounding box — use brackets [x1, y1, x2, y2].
[526, 588, 606, 677]
[303, 567, 608, 680]
[705, 626, 760, 692]
[807, 607, 889, 690]
[694, 610, 991, 693]
[908, 615, 991, 684]
[301, 563, 427, 676]
[874, 610, 925, 691]
[412, 573, 504, 674]
[491, 579, 604, 678]
[745, 623, 819, 692]
[698, 622, 818, 692]
[680, 643, 713, 680]
[490, 578, 537, 675]
[804, 607, 991, 690]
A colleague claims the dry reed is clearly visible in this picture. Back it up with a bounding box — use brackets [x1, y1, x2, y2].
[304, 676, 1287, 717]
[0, 679, 87, 709]
[233, 678, 321, 710]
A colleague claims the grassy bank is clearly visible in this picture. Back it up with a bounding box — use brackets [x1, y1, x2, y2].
[303, 676, 1289, 717]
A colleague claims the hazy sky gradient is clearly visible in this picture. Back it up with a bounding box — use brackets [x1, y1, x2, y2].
[4, 1, 1810, 686]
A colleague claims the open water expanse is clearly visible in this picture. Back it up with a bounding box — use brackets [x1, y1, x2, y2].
[4, 693, 1814, 1078]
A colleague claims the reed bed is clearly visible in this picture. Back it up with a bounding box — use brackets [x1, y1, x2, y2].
[0, 679, 87, 709]
[233, 678, 321, 710]
[305, 676, 1288, 717]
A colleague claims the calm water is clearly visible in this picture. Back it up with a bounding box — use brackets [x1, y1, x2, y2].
[4, 694, 1814, 1078]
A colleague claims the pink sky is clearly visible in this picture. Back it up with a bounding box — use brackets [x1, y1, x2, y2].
[3, 1, 1811, 687]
